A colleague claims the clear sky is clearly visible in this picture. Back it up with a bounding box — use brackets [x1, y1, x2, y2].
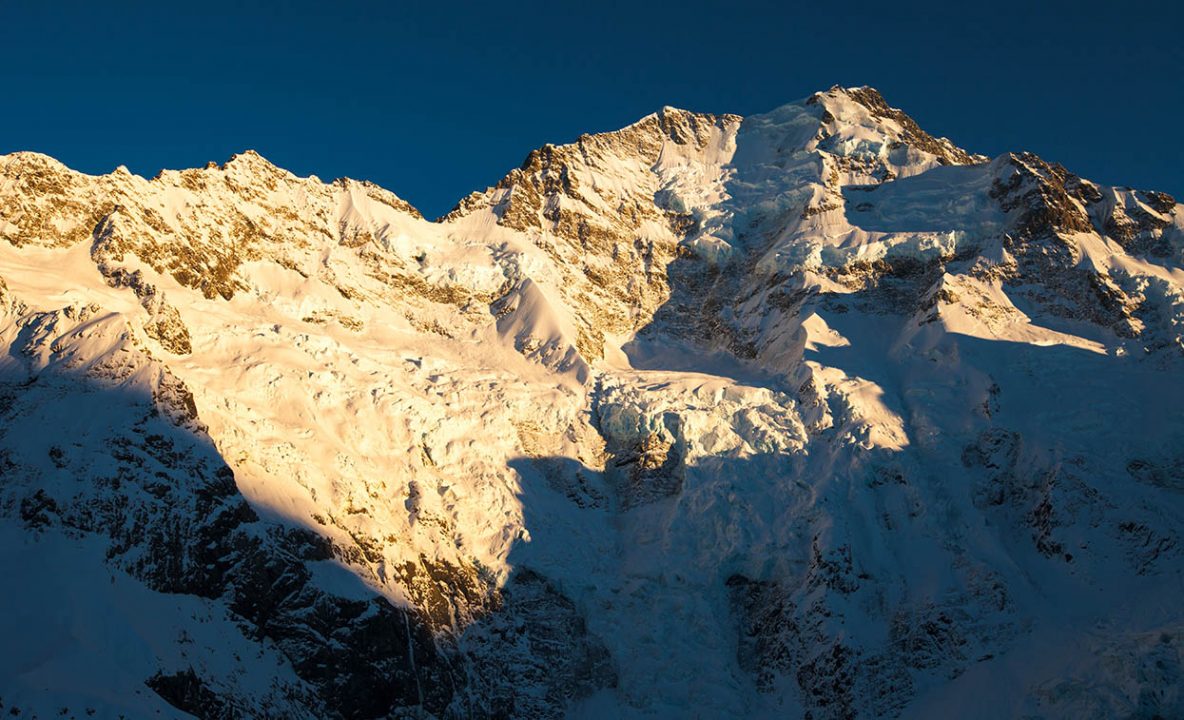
[2, 0, 1180, 218]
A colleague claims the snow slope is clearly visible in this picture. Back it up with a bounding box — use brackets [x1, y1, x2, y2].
[0, 85, 1182, 719]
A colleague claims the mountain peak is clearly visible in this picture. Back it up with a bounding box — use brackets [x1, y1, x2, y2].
[0, 150, 78, 178]
[224, 148, 271, 166]
[804, 84, 984, 167]
[219, 148, 293, 182]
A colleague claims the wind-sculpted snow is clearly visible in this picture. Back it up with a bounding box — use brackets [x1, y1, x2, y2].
[0, 85, 1182, 718]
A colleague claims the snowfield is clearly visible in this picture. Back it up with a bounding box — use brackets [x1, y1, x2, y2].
[0, 86, 1182, 719]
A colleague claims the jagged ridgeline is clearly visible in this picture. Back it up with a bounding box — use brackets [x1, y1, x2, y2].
[0, 86, 1181, 719]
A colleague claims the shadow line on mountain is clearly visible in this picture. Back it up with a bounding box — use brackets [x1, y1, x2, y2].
[0, 323, 647, 718]
[0, 345, 468, 718]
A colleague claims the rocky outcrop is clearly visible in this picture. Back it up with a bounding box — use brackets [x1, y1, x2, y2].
[840, 86, 983, 167]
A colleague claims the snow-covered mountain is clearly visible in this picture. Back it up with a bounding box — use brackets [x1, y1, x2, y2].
[1, 86, 1182, 719]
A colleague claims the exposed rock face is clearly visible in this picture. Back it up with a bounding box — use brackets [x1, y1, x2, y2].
[0, 86, 1182, 718]
[446, 107, 741, 361]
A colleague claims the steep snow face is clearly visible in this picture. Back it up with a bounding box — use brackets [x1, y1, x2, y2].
[1, 86, 1183, 719]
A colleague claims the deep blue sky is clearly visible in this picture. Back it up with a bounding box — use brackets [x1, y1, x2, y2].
[2, 1, 1181, 218]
